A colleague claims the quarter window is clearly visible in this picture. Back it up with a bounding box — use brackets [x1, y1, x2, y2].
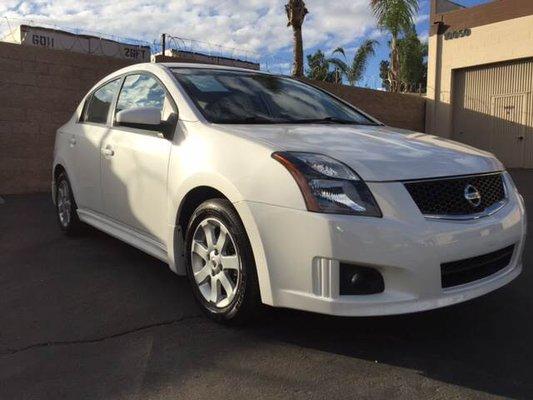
[82, 79, 121, 124]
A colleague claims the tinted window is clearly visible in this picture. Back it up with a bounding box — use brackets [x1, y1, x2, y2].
[172, 68, 376, 125]
[83, 79, 121, 124]
[115, 74, 175, 123]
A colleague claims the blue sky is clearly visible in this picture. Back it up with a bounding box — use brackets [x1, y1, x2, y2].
[1, 0, 491, 88]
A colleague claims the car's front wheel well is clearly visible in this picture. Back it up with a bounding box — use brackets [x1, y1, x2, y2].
[177, 186, 228, 233]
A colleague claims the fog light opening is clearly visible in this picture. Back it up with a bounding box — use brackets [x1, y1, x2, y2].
[340, 264, 384, 295]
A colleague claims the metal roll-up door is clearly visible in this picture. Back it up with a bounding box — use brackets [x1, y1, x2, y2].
[452, 58, 533, 168]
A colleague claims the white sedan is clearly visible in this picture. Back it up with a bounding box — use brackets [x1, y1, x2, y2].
[52, 63, 527, 323]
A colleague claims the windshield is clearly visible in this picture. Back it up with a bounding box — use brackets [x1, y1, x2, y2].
[171, 68, 377, 125]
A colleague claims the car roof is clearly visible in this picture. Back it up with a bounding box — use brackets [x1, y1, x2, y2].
[159, 62, 272, 75]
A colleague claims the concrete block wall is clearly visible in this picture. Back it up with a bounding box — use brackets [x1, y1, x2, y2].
[0, 42, 136, 194]
[303, 79, 427, 133]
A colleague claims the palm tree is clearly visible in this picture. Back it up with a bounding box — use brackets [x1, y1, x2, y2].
[327, 47, 348, 84]
[307, 50, 334, 82]
[326, 40, 377, 86]
[285, 0, 309, 77]
[370, 0, 419, 92]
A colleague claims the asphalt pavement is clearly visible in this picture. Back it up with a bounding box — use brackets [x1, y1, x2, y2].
[0, 170, 531, 400]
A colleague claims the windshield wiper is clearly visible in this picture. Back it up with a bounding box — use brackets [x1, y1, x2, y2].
[288, 117, 362, 124]
[217, 116, 285, 124]
[216, 116, 378, 125]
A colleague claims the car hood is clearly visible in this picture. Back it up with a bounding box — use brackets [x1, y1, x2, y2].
[216, 124, 503, 181]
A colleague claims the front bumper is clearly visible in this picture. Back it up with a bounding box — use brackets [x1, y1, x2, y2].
[238, 175, 527, 316]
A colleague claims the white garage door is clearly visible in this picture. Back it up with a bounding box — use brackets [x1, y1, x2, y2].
[452, 58, 533, 168]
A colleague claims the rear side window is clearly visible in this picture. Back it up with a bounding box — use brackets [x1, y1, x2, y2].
[82, 79, 121, 124]
[115, 74, 176, 124]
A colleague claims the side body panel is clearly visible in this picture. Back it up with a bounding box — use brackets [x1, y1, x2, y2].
[100, 127, 171, 244]
[73, 123, 109, 212]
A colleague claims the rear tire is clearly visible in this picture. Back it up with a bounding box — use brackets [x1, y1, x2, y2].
[185, 198, 261, 324]
[55, 172, 83, 236]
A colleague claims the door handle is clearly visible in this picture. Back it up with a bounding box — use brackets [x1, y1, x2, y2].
[517, 136, 524, 141]
[102, 147, 115, 157]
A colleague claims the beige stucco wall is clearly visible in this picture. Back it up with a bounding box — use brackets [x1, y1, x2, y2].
[426, 14, 533, 137]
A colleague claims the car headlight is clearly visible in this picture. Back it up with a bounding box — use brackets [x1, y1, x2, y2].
[272, 151, 382, 217]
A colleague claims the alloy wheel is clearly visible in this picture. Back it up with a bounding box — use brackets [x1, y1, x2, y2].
[57, 180, 72, 227]
[190, 217, 242, 308]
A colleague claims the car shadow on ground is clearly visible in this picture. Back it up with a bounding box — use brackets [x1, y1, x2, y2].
[243, 281, 533, 398]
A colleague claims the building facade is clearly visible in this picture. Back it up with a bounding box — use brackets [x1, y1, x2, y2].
[2, 24, 150, 62]
[426, 0, 533, 168]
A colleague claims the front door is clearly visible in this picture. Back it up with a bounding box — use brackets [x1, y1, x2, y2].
[490, 94, 528, 168]
[100, 73, 177, 244]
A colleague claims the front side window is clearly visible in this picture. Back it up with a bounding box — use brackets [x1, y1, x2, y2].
[115, 74, 176, 124]
[82, 78, 121, 124]
[172, 68, 377, 125]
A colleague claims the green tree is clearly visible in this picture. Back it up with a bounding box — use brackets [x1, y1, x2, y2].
[379, 25, 427, 93]
[379, 60, 391, 91]
[397, 25, 427, 92]
[327, 47, 348, 84]
[321, 40, 378, 85]
[348, 39, 377, 85]
[370, 0, 419, 92]
[306, 50, 336, 82]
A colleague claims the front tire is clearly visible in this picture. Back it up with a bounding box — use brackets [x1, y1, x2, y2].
[55, 172, 83, 236]
[185, 199, 260, 324]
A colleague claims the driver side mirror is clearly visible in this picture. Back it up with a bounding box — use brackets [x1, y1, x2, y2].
[116, 107, 176, 140]
[116, 107, 162, 129]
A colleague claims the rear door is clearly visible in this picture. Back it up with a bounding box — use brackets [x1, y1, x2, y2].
[100, 73, 177, 244]
[74, 78, 121, 212]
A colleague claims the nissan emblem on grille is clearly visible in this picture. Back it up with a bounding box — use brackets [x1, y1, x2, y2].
[464, 184, 482, 207]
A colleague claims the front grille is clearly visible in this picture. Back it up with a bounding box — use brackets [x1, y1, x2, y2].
[441, 245, 514, 288]
[404, 173, 505, 217]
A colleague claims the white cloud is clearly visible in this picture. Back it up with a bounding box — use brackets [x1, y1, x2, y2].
[1, 0, 379, 62]
[0, 0, 21, 14]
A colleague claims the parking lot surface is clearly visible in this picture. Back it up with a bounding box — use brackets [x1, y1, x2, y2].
[1, 170, 531, 400]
